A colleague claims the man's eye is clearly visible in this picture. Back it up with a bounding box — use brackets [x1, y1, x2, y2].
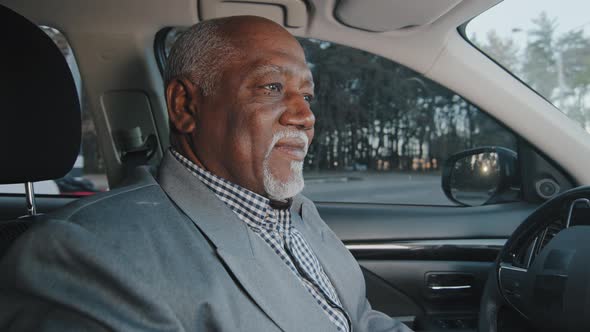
[303, 94, 314, 103]
[262, 83, 283, 92]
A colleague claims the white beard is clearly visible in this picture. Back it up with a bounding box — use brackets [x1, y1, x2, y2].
[262, 130, 308, 200]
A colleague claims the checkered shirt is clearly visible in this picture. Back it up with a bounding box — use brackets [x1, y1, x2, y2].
[172, 149, 350, 332]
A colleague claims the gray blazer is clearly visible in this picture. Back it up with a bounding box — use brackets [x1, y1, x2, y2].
[0, 151, 411, 332]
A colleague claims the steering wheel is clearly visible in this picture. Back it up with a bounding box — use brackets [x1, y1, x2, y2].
[478, 186, 590, 332]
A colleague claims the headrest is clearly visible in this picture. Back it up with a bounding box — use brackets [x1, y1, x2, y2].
[0, 5, 81, 184]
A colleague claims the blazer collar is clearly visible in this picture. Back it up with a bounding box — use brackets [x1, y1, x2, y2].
[157, 151, 336, 332]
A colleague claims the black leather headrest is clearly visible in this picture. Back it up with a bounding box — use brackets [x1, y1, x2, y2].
[0, 5, 81, 184]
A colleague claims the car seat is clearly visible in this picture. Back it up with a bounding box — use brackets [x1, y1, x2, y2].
[0, 4, 81, 256]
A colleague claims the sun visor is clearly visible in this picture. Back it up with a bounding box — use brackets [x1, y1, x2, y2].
[335, 0, 463, 32]
[198, 0, 307, 29]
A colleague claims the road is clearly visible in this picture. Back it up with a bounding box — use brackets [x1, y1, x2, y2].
[302, 171, 455, 206]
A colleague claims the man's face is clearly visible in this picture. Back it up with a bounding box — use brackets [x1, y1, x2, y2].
[192, 21, 315, 199]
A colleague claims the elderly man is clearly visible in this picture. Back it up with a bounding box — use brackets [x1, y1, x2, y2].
[0, 16, 411, 332]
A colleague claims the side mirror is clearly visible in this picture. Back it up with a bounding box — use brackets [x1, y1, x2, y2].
[442, 147, 520, 206]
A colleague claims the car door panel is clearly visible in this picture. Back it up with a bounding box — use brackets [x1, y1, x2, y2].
[317, 202, 537, 328]
[317, 202, 536, 241]
[362, 261, 491, 315]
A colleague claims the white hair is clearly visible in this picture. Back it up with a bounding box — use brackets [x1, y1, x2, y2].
[165, 19, 241, 95]
[263, 130, 309, 200]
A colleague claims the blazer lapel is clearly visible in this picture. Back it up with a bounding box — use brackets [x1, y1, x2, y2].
[291, 197, 362, 319]
[157, 151, 336, 332]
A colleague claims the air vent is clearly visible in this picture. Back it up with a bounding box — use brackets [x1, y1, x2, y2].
[510, 220, 564, 269]
[538, 221, 563, 253]
[526, 220, 565, 267]
[511, 237, 535, 268]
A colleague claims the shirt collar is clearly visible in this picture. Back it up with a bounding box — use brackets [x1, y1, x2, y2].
[171, 149, 291, 229]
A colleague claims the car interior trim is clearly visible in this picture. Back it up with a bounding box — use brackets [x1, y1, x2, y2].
[334, 0, 463, 32]
[346, 239, 506, 262]
[199, 0, 308, 29]
[346, 238, 506, 250]
[499, 262, 527, 273]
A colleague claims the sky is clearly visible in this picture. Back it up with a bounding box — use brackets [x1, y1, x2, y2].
[466, 0, 590, 133]
[466, 0, 590, 42]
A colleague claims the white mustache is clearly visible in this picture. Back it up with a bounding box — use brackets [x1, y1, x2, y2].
[266, 130, 309, 158]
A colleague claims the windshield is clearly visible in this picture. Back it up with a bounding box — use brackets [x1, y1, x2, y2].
[466, 0, 590, 135]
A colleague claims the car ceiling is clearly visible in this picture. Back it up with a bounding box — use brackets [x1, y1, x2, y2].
[2, 0, 590, 187]
[1, 0, 498, 72]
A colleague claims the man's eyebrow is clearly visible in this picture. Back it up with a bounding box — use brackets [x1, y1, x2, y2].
[249, 65, 282, 79]
[301, 74, 314, 90]
[249, 64, 314, 85]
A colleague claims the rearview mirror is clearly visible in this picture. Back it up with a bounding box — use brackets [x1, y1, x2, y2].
[442, 147, 520, 206]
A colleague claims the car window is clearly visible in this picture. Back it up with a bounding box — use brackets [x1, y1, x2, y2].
[0, 26, 108, 196]
[298, 38, 518, 205]
[155, 28, 519, 206]
[465, 0, 590, 136]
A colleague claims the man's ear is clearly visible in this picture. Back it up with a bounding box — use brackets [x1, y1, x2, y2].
[166, 78, 201, 134]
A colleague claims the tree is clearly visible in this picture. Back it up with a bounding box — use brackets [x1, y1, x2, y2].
[556, 29, 590, 130]
[480, 30, 521, 74]
[522, 12, 558, 99]
[299, 36, 518, 173]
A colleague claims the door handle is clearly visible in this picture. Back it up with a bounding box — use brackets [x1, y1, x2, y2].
[426, 272, 475, 296]
[429, 285, 472, 291]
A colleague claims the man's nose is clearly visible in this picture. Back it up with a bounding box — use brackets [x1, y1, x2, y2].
[279, 93, 315, 130]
